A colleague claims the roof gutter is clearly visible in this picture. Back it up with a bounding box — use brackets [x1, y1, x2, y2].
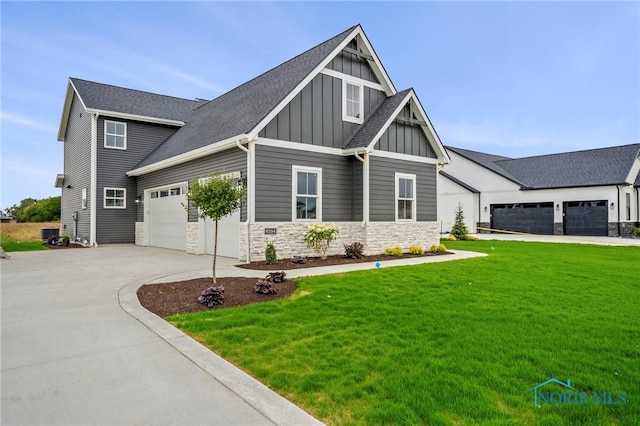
[127, 134, 250, 176]
[85, 108, 185, 127]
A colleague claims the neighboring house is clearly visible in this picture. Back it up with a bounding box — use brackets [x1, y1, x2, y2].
[1, 213, 15, 223]
[56, 25, 450, 260]
[438, 144, 640, 237]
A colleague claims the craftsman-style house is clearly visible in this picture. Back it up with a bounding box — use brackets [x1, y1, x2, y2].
[56, 25, 450, 260]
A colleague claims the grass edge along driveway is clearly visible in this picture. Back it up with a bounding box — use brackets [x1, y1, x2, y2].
[169, 241, 639, 425]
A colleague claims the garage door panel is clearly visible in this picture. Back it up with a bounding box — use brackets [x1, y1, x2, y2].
[149, 193, 187, 251]
[563, 202, 607, 236]
[204, 209, 240, 258]
[491, 203, 554, 235]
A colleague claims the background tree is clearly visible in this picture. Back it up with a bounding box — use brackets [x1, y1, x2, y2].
[187, 174, 244, 284]
[4, 197, 60, 222]
[451, 202, 469, 240]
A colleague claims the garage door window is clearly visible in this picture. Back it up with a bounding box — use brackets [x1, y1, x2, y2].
[104, 188, 126, 209]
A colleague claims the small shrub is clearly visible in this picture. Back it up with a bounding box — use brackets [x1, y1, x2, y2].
[344, 242, 364, 259]
[409, 245, 424, 255]
[631, 227, 640, 237]
[198, 285, 225, 307]
[265, 242, 277, 264]
[62, 235, 70, 247]
[445, 234, 457, 241]
[385, 246, 403, 257]
[303, 223, 339, 259]
[266, 271, 286, 283]
[255, 279, 277, 295]
[464, 235, 479, 241]
[430, 243, 447, 253]
[292, 255, 306, 264]
[451, 203, 469, 240]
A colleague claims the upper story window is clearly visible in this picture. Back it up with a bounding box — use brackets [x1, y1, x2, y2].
[104, 187, 126, 209]
[343, 80, 363, 124]
[293, 165, 322, 221]
[104, 120, 127, 150]
[395, 173, 416, 221]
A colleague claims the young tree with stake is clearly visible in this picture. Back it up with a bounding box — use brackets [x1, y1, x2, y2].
[186, 173, 244, 284]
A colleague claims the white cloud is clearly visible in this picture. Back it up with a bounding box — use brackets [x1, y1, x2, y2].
[0, 111, 56, 133]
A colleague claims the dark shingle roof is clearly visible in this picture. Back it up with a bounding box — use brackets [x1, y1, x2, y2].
[134, 25, 358, 169]
[497, 144, 640, 189]
[448, 144, 640, 189]
[71, 78, 201, 122]
[446, 146, 524, 186]
[343, 89, 411, 149]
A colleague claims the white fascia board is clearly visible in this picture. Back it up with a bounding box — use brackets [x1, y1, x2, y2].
[364, 90, 450, 165]
[354, 26, 396, 95]
[369, 149, 442, 165]
[127, 134, 248, 176]
[320, 68, 385, 92]
[85, 109, 185, 127]
[256, 138, 344, 156]
[247, 25, 396, 140]
[57, 79, 88, 141]
[624, 156, 640, 184]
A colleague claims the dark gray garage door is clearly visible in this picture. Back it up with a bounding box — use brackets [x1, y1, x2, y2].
[491, 203, 554, 235]
[563, 201, 608, 236]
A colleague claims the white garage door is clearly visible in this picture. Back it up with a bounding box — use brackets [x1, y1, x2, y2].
[148, 186, 187, 251]
[204, 209, 240, 258]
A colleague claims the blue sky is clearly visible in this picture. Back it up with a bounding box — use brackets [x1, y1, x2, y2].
[1, 1, 638, 210]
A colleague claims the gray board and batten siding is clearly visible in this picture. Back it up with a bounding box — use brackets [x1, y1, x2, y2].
[136, 147, 248, 223]
[375, 103, 437, 158]
[259, 73, 385, 148]
[369, 156, 437, 222]
[254, 145, 363, 222]
[327, 41, 381, 83]
[96, 117, 180, 243]
[61, 94, 92, 241]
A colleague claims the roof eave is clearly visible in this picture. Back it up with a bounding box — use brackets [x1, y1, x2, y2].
[127, 134, 249, 177]
[519, 182, 631, 191]
[85, 108, 185, 127]
[57, 79, 85, 141]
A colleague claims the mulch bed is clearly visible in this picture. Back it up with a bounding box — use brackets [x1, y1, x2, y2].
[138, 277, 298, 318]
[46, 242, 85, 250]
[138, 251, 451, 318]
[236, 251, 452, 270]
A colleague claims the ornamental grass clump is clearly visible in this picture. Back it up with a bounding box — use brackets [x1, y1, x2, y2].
[385, 246, 403, 257]
[430, 243, 447, 253]
[409, 245, 424, 255]
[303, 223, 339, 259]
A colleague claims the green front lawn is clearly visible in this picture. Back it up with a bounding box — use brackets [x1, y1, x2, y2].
[0, 233, 49, 252]
[169, 241, 639, 425]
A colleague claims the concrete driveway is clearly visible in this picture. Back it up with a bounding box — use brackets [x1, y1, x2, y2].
[0, 246, 312, 426]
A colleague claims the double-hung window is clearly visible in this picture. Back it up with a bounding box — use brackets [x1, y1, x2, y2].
[293, 166, 321, 221]
[104, 187, 126, 209]
[395, 173, 416, 221]
[343, 80, 363, 124]
[104, 120, 127, 150]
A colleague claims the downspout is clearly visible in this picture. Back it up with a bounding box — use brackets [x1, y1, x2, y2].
[354, 151, 369, 227]
[236, 140, 251, 263]
[617, 185, 622, 237]
[477, 192, 482, 234]
[90, 112, 99, 247]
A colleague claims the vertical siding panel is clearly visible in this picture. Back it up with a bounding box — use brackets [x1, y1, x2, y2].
[265, 116, 278, 139]
[312, 75, 323, 145]
[301, 84, 313, 144]
[289, 94, 302, 142]
[277, 104, 290, 141]
[322, 74, 333, 147]
[332, 78, 343, 148]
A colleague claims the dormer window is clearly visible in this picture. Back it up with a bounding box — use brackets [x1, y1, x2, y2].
[343, 80, 363, 124]
[104, 120, 127, 150]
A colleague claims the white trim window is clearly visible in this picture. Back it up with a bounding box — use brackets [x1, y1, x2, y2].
[104, 187, 126, 209]
[104, 120, 127, 150]
[395, 173, 416, 221]
[81, 188, 87, 210]
[293, 166, 321, 221]
[342, 80, 363, 124]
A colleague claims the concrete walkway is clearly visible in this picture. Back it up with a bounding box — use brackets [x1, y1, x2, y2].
[1, 246, 484, 426]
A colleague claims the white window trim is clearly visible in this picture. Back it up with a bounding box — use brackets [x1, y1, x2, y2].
[103, 187, 126, 209]
[395, 172, 416, 222]
[342, 79, 364, 124]
[292, 165, 322, 222]
[104, 120, 127, 150]
[81, 188, 87, 210]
